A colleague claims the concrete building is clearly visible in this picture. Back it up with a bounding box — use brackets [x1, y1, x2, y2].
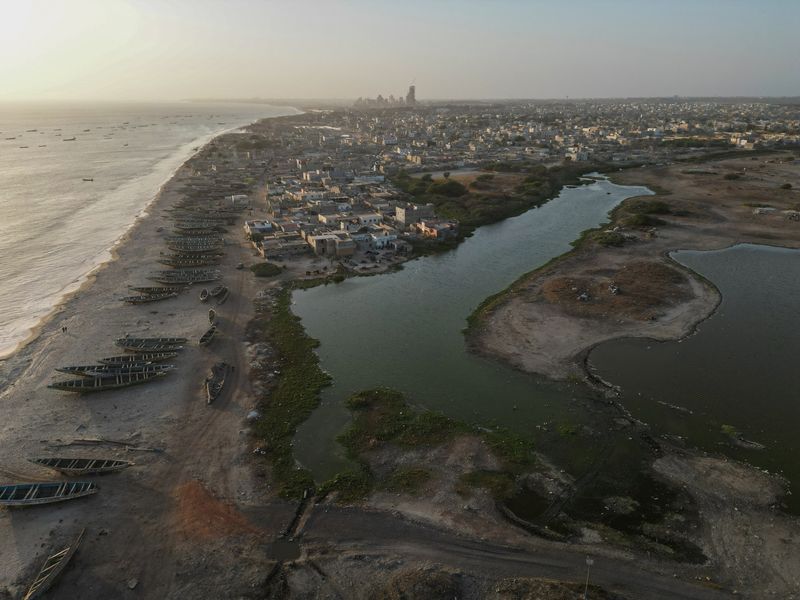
[395, 202, 435, 227]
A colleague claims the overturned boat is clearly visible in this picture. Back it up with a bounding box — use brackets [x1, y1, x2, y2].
[0, 481, 97, 507]
[48, 371, 167, 393]
[30, 457, 132, 476]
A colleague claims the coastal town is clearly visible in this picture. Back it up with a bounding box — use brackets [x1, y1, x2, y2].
[203, 91, 800, 273]
[1, 92, 799, 600]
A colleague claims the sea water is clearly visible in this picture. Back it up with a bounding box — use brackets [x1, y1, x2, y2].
[0, 101, 296, 357]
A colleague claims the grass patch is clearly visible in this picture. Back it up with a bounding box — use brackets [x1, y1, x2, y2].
[459, 470, 516, 500]
[382, 467, 432, 493]
[324, 388, 537, 503]
[627, 199, 671, 215]
[594, 231, 626, 247]
[624, 214, 665, 227]
[339, 388, 466, 455]
[251, 286, 332, 498]
[250, 262, 282, 277]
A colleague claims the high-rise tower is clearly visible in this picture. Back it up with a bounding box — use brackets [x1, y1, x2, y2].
[405, 85, 416, 106]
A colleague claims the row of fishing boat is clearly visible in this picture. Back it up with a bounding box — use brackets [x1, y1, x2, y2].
[121, 285, 183, 304]
[7, 183, 247, 599]
[48, 337, 186, 393]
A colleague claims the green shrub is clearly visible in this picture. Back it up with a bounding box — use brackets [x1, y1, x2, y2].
[627, 199, 671, 215]
[250, 262, 282, 277]
[427, 179, 468, 197]
[595, 231, 626, 247]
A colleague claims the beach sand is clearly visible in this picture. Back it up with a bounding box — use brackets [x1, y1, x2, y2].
[0, 142, 294, 597]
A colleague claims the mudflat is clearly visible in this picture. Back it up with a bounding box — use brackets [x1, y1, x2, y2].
[470, 153, 800, 381]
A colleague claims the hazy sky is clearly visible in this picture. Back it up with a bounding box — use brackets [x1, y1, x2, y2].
[1, 0, 798, 101]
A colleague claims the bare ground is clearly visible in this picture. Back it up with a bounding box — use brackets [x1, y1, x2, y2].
[472, 154, 800, 381]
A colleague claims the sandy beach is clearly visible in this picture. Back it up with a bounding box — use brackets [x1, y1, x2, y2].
[0, 135, 295, 597]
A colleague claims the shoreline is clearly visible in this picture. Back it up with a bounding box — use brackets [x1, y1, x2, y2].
[467, 154, 800, 382]
[0, 116, 284, 365]
[0, 110, 303, 595]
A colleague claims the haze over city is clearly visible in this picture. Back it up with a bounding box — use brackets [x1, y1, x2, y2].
[1, 0, 799, 102]
[2, 1, 800, 599]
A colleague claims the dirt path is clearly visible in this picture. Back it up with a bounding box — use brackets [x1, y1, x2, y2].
[299, 506, 732, 600]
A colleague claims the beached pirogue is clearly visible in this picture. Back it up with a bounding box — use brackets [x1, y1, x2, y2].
[149, 269, 221, 284]
[121, 285, 183, 304]
[206, 362, 228, 404]
[100, 351, 177, 364]
[30, 457, 132, 476]
[55, 363, 175, 376]
[199, 325, 217, 346]
[115, 336, 186, 352]
[121, 291, 178, 304]
[0, 481, 97, 507]
[48, 370, 167, 392]
[22, 529, 84, 600]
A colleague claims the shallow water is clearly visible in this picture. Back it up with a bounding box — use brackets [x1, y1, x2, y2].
[291, 178, 653, 480]
[590, 244, 800, 511]
[0, 101, 296, 357]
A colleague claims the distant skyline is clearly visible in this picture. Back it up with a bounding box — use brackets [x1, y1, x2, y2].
[1, 0, 798, 102]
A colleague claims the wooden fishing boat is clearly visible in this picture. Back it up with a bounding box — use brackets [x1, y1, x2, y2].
[199, 325, 217, 346]
[22, 529, 85, 600]
[216, 287, 230, 305]
[121, 343, 184, 353]
[158, 257, 220, 267]
[55, 364, 174, 377]
[115, 336, 187, 346]
[208, 308, 216, 324]
[48, 371, 166, 393]
[166, 235, 222, 244]
[149, 274, 220, 284]
[165, 246, 223, 255]
[205, 362, 228, 404]
[209, 285, 225, 297]
[0, 482, 97, 507]
[128, 285, 183, 294]
[121, 292, 178, 304]
[30, 457, 132, 476]
[172, 228, 217, 236]
[99, 352, 177, 364]
[199, 288, 209, 302]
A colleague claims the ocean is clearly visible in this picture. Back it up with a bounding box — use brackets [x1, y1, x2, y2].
[0, 101, 296, 358]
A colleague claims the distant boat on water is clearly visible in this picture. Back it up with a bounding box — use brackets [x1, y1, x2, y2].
[82, 178, 94, 182]
[63, 137, 76, 141]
